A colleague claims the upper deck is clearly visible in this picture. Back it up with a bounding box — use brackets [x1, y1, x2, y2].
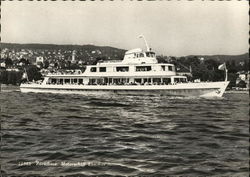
[45, 46, 177, 78]
[122, 48, 158, 64]
[83, 48, 176, 77]
[96, 48, 157, 66]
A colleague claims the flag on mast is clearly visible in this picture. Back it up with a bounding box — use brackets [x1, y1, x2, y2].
[218, 63, 228, 81]
[218, 63, 226, 70]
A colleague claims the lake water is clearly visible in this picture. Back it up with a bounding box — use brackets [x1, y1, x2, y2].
[1, 86, 249, 176]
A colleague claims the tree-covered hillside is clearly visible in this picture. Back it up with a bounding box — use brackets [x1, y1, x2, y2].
[0, 42, 249, 88]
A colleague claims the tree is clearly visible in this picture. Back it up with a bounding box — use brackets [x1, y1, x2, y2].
[26, 65, 42, 81]
[66, 60, 71, 68]
[44, 60, 50, 69]
[54, 62, 58, 68]
[156, 56, 166, 63]
[213, 70, 224, 81]
[0, 70, 8, 84]
[36, 62, 44, 68]
[5, 58, 13, 67]
[237, 80, 246, 88]
[227, 73, 237, 88]
[19, 58, 30, 65]
[187, 56, 200, 67]
[228, 60, 237, 73]
[243, 59, 249, 72]
[7, 71, 17, 85]
[20, 58, 26, 63]
[191, 63, 209, 81]
[26, 59, 31, 65]
[204, 59, 218, 70]
[16, 71, 23, 85]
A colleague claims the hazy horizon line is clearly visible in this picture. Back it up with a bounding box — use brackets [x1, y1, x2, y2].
[1, 41, 248, 57]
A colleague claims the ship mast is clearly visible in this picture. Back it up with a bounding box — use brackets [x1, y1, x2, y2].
[138, 35, 150, 52]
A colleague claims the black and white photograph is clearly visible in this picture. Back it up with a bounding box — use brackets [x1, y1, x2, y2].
[0, 0, 249, 176]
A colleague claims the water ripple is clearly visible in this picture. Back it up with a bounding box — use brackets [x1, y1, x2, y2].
[1, 87, 249, 176]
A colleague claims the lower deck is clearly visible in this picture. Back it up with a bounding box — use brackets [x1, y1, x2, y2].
[20, 81, 229, 97]
[45, 76, 188, 86]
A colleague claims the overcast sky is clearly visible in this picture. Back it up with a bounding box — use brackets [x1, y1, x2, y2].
[1, 1, 248, 56]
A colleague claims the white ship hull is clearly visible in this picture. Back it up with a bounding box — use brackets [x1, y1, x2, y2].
[20, 81, 229, 97]
[19, 37, 231, 98]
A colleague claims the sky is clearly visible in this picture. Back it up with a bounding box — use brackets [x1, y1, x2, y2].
[1, 1, 249, 56]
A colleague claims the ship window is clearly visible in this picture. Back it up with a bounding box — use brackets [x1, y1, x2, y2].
[146, 52, 155, 57]
[51, 78, 56, 84]
[90, 67, 97, 72]
[73, 78, 78, 83]
[179, 78, 187, 83]
[139, 53, 144, 57]
[108, 78, 112, 84]
[161, 65, 165, 71]
[113, 78, 120, 84]
[116, 66, 129, 72]
[99, 67, 106, 72]
[174, 78, 186, 83]
[174, 78, 179, 83]
[79, 79, 83, 84]
[89, 78, 96, 85]
[168, 66, 173, 71]
[65, 79, 70, 83]
[103, 77, 108, 84]
[153, 78, 161, 83]
[135, 78, 142, 83]
[143, 78, 150, 83]
[136, 66, 152, 72]
[163, 78, 171, 84]
[97, 78, 104, 84]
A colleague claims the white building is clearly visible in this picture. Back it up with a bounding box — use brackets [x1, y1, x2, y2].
[0, 62, 6, 68]
[36, 56, 44, 64]
[236, 71, 250, 89]
[71, 50, 76, 63]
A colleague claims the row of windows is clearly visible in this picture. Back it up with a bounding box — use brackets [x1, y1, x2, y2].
[90, 67, 106, 72]
[50, 78, 83, 84]
[133, 52, 156, 58]
[48, 77, 186, 86]
[116, 66, 129, 72]
[162, 65, 173, 71]
[90, 65, 174, 72]
[134, 78, 172, 84]
[88, 77, 177, 85]
[136, 66, 152, 72]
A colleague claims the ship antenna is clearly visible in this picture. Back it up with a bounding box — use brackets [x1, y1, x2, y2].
[138, 35, 150, 52]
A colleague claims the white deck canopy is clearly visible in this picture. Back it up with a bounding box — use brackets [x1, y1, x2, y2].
[122, 48, 157, 64]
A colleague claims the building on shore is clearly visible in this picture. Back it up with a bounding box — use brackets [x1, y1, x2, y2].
[236, 71, 249, 89]
[36, 56, 44, 64]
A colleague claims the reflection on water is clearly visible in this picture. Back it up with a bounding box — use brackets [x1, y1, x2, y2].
[1, 86, 249, 176]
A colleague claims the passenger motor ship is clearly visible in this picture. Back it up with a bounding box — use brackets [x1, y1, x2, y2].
[20, 37, 229, 97]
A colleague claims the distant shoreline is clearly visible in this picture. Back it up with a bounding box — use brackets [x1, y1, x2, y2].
[225, 90, 249, 94]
